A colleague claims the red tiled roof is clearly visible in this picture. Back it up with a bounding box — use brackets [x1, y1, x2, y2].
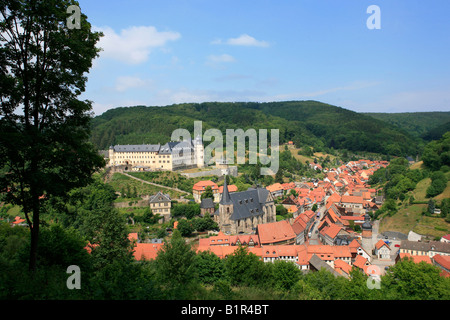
[266, 183, 283, 192]
[353, 254, 368, 270]
[324, 224, 342, 239]
[219, 184, 238, 193]
[192, 180, 218, 191]
[281, 182, 296, 190]
[335, 259, 352, 275]
[399, 253, 432, 264]
[433, 254, 450, 270]
[340, 215, 365, 221]
[375, 239, 390, 250]
[128, 233, 138, 242]
[257, 220, 296, 244]
[341, 195, 364, 204]
[133, 243, 164, 261]
[12, 216, 25, 224]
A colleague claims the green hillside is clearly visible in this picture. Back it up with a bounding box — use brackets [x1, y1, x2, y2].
[373, 134, 450, 239]
[363, 111, 450, 139]
[91, 100, 421, 157]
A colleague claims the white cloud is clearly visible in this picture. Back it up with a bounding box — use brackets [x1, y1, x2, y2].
[115, 76, 152, 92]
[153, 88, 264, 105]
[212, 34, 270, 47]
[205, 54, 236, 67]
[299, 81, 381, 98]
[207, 54, 235, 63]
[95, 25, 181, 64]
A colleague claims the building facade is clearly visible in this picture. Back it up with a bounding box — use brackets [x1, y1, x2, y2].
[214, 177, 276, 234]
[399, 240, 450, 258]
[107, 136, 204, 171]
[149, 191, 171, 223]
[361, 213, 373, 255]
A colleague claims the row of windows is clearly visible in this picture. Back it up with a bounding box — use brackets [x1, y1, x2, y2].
[116, 160, 171, 164]
[115, 154, 170, 159]
[150, 203, 170, 207]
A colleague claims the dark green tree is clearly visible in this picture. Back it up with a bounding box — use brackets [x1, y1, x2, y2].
[0, 0, 103, 271]
[154, 229, 198, 298]
[426, 171, 448, 198]
[200, 185, 214, 200]
[194, 250, 225, 285]
[88, 207, 134, 270]
[270, 260, 301, 291]
[382, 257, 450, 299]
[176, 218, 194, 237]
[224, 245, 268, 287]
[275, 168, 284, 183]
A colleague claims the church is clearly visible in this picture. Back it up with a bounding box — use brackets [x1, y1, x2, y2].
[214, 177, 276, 234]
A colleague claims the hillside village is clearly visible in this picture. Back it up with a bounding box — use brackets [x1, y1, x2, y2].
[128, 158, 450, 279]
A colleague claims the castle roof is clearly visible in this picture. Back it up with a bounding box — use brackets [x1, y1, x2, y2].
[111, 139, 196, 154]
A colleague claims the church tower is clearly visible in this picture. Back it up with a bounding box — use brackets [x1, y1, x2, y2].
[218, 175, 233, 233]
[108, 145, 115, 166]
[361, 213, 373, 255]
[194, 134, 204, 168]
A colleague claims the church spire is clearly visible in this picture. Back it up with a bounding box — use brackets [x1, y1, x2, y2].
[220, 175, 232, 205]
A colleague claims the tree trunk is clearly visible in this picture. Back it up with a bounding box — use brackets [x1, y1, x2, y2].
[28, 168, 40, 272]
[29, 216, 39, 272]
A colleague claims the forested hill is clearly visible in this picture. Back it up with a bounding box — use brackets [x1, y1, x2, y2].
[363, 111, 450, 141]
[90, 100, 421, 157]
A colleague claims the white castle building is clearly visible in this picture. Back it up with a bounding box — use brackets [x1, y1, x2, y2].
[107, 135, 204, 171]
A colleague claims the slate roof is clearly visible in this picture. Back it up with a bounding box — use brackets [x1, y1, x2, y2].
[149, 191, 171, 203]
[400, 240, 450, 254]
[112, 139, 195, 154]
[160, 140, 194, 155]
[220, 177, 233, 205]
[309, 254, 341, 277]
[113, 144, 161, 152]
[228, 188, 269, 221]
[200, 198, 215, 209]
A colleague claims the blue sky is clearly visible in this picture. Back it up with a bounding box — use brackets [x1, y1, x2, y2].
[77, 0, 450, 115]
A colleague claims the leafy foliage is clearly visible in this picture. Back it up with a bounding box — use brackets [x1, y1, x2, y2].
[364, 112, 450, 139]
[422, 132, 450, 172]
[91, 101, 420, 157]
[0, 0, 104, 270]
[426, 171, 448, 198]
[153, 229, 198, 298]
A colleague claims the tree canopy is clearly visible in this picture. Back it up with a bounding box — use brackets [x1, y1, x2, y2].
[0, 0, 104, 270]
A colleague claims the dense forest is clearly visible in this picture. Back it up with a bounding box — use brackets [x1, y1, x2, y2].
[364, 111, 450, 141]
[90, 101, 423, 157]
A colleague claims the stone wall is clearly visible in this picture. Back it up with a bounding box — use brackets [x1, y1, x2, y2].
[181, 166, 238, 178]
